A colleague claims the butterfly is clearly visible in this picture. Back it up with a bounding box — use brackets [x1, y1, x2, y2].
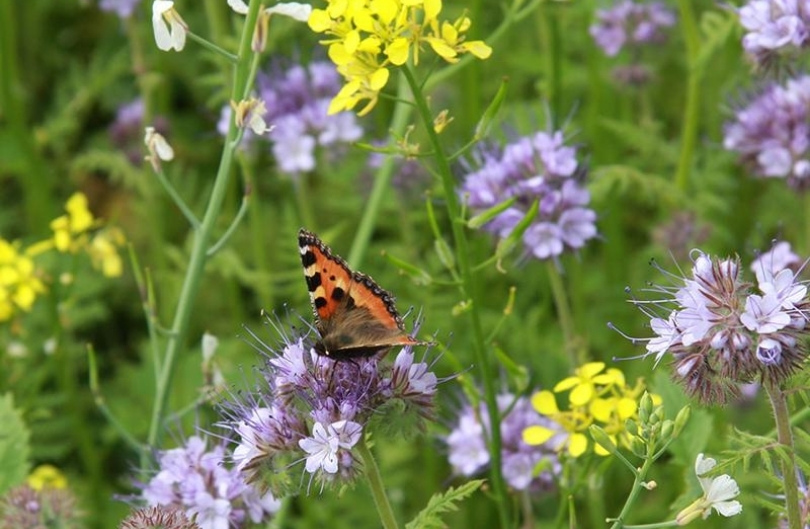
[298, 228, 428, 360]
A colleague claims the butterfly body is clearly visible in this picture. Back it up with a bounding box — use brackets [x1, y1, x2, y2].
[298, 228, 426, 360]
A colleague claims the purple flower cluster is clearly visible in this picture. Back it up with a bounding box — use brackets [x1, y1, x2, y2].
[139, 436, 280, 529]
[590, 1, 676, 57]
[99, 0, 141, 19]
[724, 75, 810, 190]
[460, 131, 597, 261]
[446, 393, 560, 491]
[738, 0, 810, 67]
[221, 61, 363, 175]
[223, 326, 437, 492]
[630, 243, 809, 403]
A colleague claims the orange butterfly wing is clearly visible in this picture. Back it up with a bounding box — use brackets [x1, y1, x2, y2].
[298, 228, 425, 359]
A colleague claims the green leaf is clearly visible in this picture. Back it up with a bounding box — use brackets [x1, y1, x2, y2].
[0, 393, 31, 494]
[405, 480, 485, 529]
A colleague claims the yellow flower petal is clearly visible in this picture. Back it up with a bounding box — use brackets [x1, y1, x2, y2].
[369, 67, 390, 90]
[461, 40, 492, 59]
[386, 37, 409, 65]
[590, 398, 612, 422]
[308, 9, 332, 32]
[569, 383, 594, 406]
[580, 362, 606, 378]
[553, 375, 580, 392]
[531, 390, 559, 415]
[617, 397, 637, 419]
[426, 37, 458, 61]
[523, 425, 555, 446]
[424, 0, 441, 20]
[568, 433, 588, 457]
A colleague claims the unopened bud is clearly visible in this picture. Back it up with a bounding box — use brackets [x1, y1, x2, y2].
[589, 425, 618, 456]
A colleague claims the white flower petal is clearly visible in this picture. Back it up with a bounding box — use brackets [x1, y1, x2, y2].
[705, 474, 740, 503]
[712, 500, 743, 517]
[265, 2, 312, 22]
[228, 0, 249, 14]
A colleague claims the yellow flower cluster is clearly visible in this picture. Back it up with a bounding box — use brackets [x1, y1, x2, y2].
[0, 192, 125, 323]
[27, 464, 68, 490]
[47, 193, 126, 278]
[0, 240, 46, 322]
[308, 0, 492, 115]
[523, 362, 659, 458]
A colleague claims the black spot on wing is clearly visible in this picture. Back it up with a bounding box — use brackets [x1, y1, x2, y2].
[331, 287, 345, 301]
[305, 273, 322, 291]
[314, 297, 327, 309]
[301, 250, 316, 268]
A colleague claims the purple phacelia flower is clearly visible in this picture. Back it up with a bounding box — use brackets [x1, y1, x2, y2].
[221, 60, 362, 177]
[724, 75, 810, 191]
[138, 435, 280, 529]
[590, 1, 676, 57]
[623, 245, 810, 404]
[221, 316, 438, 493]
[99, 0, 141, 19]
[460, 130, 597, 262]
[446, 393, 561, 492]
[738, 0, 810, 67]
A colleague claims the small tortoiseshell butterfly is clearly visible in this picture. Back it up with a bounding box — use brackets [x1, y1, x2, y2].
[298, 228, 427, 360]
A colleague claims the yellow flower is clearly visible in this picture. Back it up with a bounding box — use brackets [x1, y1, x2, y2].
[309, 0, 492, 115]
[524, 364, 660, 458]
[0, 239, 46, 321]
[523, 390, 593, 457]
[553, 361, 622, 406]
[88, 227, 126, 278]
[51, 192, 96, 253]
[27, 464, 68, 490]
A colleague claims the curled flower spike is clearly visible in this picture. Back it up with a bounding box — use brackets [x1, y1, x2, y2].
[738, 0, 810, 68]
[138, 435, 280, 529]
[676, 453, 742, 524]
[623, 246, 810, 404]
[589, 0, 675, 57]
[446, 393, 561, 491]
[152, 1, 187, 52]
[220, 314, 439, 493]
[144, 126, 175, 171]
[460, 129, 597, 262]
[724, 75, 810, 191]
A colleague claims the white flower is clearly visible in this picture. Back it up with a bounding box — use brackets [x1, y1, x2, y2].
[152, 1, 188, 51]
[298, 422, 340, 474]
[201, 332, 219, 362]
[676, 453, 742, 525]
[227, 0, 249, 14]
[144, 126, 174, 171]
[231, 98, 271, 135]
[265, 2, 312, 22]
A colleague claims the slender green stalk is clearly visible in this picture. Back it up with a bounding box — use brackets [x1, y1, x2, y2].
[401, 65, 511, 529]
[608, 453, 654, 529]
[673, 0, 701, 192]
[545, 261, 581, 366]
[347, 75, 412, 268]
[153, 167, 200, 228]
[356, 438, 400, 529]
[537, 2, 563, 126]
[766, 382, 802, 529]
[144, 0, 262, 461]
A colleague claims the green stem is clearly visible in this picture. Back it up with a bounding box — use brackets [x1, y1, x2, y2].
[144, 0, 262, 461]
[356, 437, 400, 529]
[545, 261, 581, 367]
[673, 0, 701, 192]
[347, 75, 412, 268]
[537, 2, 562, 125]
[766, 382, 802, 529]
[401, 65, 511, 529]
[153, 167, 200, 228]
[608, 452, 655, 529]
